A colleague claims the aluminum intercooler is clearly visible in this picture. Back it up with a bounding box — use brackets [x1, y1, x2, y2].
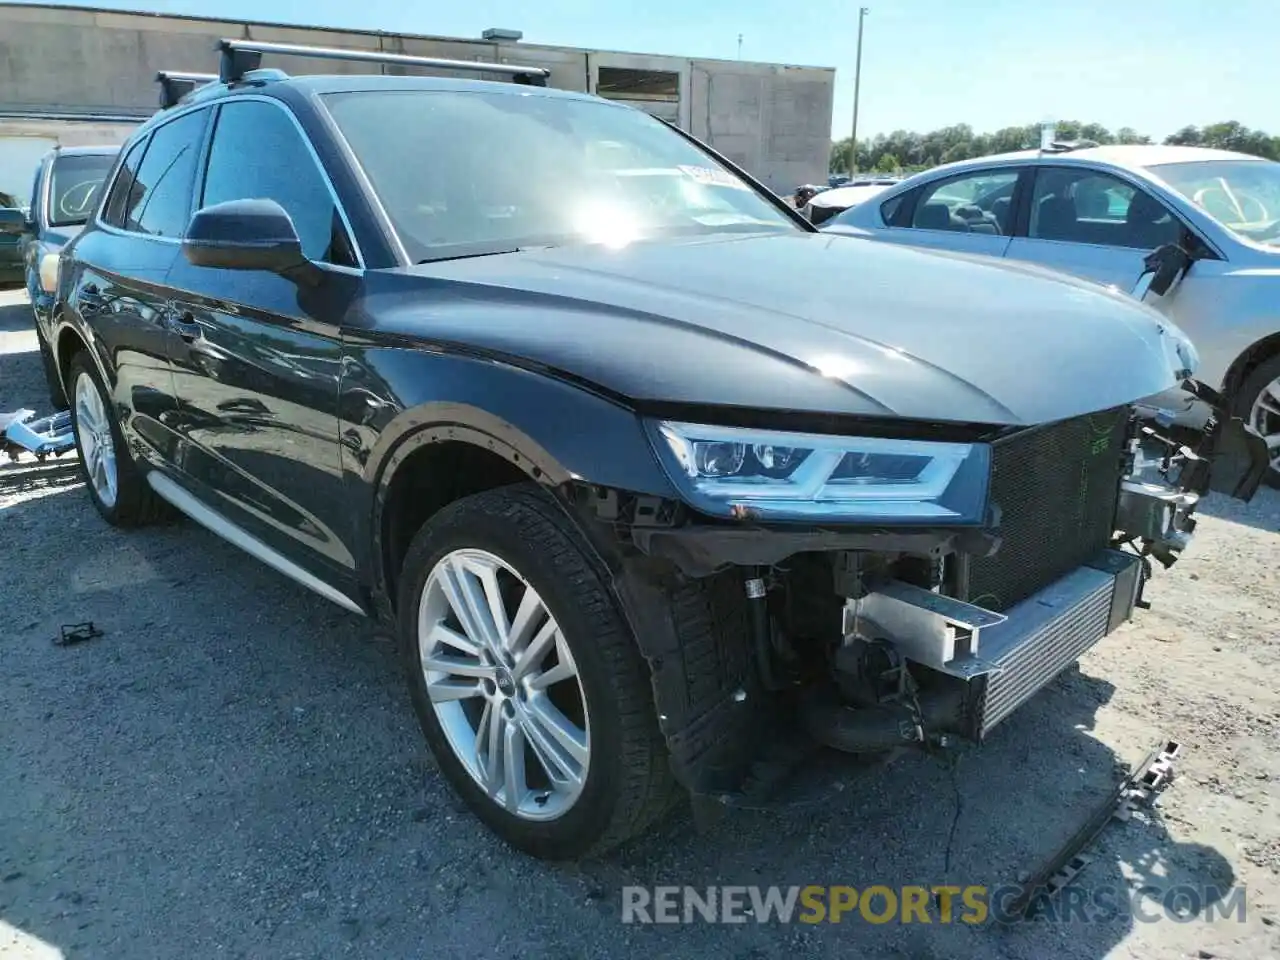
[854, 550, 1142, 740]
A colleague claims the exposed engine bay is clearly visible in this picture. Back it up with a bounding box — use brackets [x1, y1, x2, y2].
[574, 382, 1269, 800]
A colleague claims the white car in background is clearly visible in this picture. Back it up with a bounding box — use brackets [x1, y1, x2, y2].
[825, 145, 1280, 481]
[803, 177, 899, 225]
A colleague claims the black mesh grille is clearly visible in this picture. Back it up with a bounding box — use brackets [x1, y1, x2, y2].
[966, 408, 1130, 612]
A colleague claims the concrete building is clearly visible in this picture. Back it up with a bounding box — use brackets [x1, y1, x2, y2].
[0, 3, 836, 197]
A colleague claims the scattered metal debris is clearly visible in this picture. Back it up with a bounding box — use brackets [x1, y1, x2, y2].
[1006, 740, 1182, 917]
[54, 622, 104, 647]
[2, 409, 76, 463]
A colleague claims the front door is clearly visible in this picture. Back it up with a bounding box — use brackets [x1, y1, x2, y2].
[1003, 166, 1185, 291]
[165, 97, 363, 587]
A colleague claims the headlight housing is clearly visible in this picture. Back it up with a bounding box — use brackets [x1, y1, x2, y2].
[650, 420, 991, 523]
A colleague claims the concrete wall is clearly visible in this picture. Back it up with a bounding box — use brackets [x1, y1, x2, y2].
[0, 120, 138, 200]
[0, 3, 834, 189]
[688, 61, 834, 191]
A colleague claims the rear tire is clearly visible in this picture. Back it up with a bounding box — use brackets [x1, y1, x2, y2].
[67, 352, 168, 526]
[1233, 354, 1280, 489]
[396, 484, 675, 859]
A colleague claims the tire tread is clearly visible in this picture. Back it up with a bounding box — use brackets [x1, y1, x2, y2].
[399, 484, 677, 857]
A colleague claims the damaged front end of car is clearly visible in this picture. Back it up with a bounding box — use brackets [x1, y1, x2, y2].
[567, 387, 1269, 803]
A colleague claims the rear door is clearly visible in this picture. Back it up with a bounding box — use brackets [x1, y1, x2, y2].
[870, 167, 1020, 259]
[64, 107, 209, 464]
[1003, 165, 1184, 289]
[163, 96, 363, 589]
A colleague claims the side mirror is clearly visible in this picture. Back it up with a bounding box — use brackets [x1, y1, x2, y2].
[0, 208, 26, 236]
[1132, 243, 1193, 301]
[182, 198, 320, 285]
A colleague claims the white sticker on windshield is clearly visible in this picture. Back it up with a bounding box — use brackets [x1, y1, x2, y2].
[678, 165, 751, 191]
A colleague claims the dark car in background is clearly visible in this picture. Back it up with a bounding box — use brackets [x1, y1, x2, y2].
[25, 145, 118, 403]
[28, 39, 1268, 862]
[0, 188, 25, 284]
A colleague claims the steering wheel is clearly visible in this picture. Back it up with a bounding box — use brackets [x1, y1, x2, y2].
[57, 179, 102, 219]
[1193, 184, 1269, 224]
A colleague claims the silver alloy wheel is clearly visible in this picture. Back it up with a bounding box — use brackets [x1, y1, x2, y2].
[418, 548, 591, 821]
[74, 371, 118, 509]
[1248, 376, 1280, 472]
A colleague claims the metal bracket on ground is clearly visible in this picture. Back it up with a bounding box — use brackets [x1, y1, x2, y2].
[1005, 739, 1182, 918]
[54, 622, 104, 647]
[2, 409, 75, 462]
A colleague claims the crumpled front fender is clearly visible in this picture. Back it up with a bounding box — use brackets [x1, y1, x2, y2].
[1135, 379, 1269, 502]
[1119, 379, 1269, 569]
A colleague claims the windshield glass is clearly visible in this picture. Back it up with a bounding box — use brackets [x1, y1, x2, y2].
[48, 152, 117, 227]
[1149, 159, 1280, 246]
[323, 90, 798, 261]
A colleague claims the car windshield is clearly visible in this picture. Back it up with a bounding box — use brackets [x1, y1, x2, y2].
[323, 89, 798, 262]
[1148, 158, 1280, 246]
[48, 152, 117, 227]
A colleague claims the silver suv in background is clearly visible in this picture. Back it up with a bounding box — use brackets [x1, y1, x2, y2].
[825, 145, 1280, 481]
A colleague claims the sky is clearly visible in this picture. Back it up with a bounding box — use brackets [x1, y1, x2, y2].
[19, 0, 1280, 140]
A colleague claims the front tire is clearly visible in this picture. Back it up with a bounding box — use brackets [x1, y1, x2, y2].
[1235, 354, 1280, 488]
[397, 484, 674, 859]
[67, 352, 168, 526]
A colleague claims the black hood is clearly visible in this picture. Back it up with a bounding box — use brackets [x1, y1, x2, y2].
[369, 231, 1186, 427]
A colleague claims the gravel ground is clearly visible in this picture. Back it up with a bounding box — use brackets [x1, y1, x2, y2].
[1, 286, 1278, 960]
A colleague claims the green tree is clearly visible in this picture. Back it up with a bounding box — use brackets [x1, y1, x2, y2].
[827, 117, 1280, 185]
[1164, 125, 1203, 146]
[1116, 127, 1152, 145]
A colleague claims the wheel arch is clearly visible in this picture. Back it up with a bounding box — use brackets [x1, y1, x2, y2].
[53, 320, 91, 397]
[51, 305, 118, 398]
[370, 415, 567, 620]
[1222, 329, 1280, 407]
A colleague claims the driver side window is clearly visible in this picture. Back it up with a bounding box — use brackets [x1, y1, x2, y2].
[200, 100, 357, 267]
[910, 170, 1019, 235]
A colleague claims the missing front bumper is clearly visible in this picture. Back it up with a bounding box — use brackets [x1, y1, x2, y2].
[842, 549, 1142, 743]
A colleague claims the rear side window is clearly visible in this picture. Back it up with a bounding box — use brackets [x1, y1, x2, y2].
[102, 138, 147, 229]
[911, 170, 1019, 235]
[127, 110, 208, 238]
[200, 100, 355, 266]
[879, 192, 907, 226]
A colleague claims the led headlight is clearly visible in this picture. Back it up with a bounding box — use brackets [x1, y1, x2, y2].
[651, 420, 991, 523]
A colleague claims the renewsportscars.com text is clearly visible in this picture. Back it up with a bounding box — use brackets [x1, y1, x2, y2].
[620, 884, 1247, 925]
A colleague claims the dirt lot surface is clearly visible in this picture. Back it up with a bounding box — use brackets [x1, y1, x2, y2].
[1, 286, 1278, 959]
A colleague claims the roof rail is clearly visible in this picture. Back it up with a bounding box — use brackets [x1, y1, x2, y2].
[157, 71, 218, 109]
[216, 38, 551, 87]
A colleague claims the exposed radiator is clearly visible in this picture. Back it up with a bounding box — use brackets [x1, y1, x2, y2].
[969, 551, 1140, 738]
[967, 408, 1130, 612]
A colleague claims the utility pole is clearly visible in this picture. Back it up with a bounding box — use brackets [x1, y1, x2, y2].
[737, 34, 743, 59]
[848, 6, 868, 177]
